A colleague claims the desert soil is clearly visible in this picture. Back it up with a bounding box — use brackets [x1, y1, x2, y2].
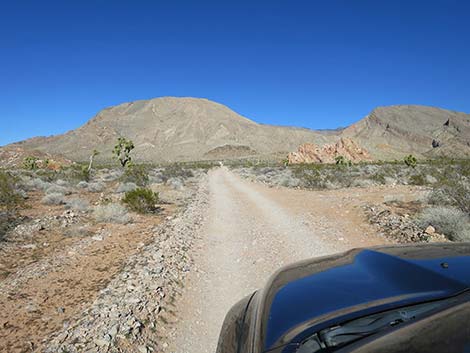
[164, 167, 415, 353]
[1, 167, 424, 352]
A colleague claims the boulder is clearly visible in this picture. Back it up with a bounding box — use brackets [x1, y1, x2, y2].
[288, 138, 372, 164]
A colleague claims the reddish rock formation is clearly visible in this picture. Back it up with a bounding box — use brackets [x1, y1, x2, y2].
[287, 138, 372, 164]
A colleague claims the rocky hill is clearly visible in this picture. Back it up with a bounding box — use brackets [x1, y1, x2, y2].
[8, 97, 332, 163]
[341, 105, 470, 159]
[3, 98, 470, 163]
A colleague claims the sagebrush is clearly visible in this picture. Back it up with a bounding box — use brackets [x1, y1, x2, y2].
[94, 203, 131, 224]
[416, 206, 470, 242]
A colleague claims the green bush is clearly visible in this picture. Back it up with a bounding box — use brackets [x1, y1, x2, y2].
[0, 172, 24, 211]
[122, 188, 159, 214]
[404, 154, 418, 168]
[0, 172, 24, 240]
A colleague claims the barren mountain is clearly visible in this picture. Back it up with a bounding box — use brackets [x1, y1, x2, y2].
[341, 105, 470, 159]
[9, 97, 332, 163]
[4, 99, 470, 163]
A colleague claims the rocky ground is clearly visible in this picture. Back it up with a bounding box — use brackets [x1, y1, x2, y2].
[234, 161, 470, 242]
[1, 163, 468, 353]
[163, 168, 454, 353]
[0, 166, 206, 352]
[45, 178, 209, 353]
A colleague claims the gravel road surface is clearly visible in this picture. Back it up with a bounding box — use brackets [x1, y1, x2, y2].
[168, 167, 384, 353]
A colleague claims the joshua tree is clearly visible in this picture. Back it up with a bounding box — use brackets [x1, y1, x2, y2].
[404, 154, 417, 168]
[88, 149, 99, 172]
[23, 156, 39, 170]
[113, 137, 135, 168]
[335, 155, 352, 167]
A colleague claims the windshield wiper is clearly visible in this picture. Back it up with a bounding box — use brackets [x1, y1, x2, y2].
[296, 301, 444, 353]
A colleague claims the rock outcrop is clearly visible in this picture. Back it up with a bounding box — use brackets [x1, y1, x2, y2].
[287, 138, 372, 164]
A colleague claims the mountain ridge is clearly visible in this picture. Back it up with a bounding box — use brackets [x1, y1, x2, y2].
[4, 97, 470, 163]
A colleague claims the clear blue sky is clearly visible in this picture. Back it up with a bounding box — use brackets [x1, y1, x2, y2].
[1, 0, 470, 146]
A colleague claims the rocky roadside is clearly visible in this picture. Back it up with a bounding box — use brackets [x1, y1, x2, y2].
[44, 176, 209, 353]
[364, 203, 447, 243]
[0, 210, 91, 290]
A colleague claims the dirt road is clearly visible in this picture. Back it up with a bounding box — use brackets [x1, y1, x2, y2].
[167, 168, 388, 353]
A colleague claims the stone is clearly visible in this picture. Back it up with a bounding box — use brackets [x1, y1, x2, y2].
[93, 338, 109, 347]
[287, 138, 372, 164]
[425, 225, 436, 235]
[138, 346, 149, 353]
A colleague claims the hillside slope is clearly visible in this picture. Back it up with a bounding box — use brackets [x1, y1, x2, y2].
[11, 97, 332, 162]
[5, 99, 470, 163]
[342, 105, 470, 159]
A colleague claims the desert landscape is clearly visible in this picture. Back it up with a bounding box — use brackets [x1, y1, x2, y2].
[1, 97, 469, 352]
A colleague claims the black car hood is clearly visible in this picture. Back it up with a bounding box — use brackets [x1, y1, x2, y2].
[258, 243, 470, 351]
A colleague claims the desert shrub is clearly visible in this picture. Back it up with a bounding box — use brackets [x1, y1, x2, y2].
[275, 171, 300, 188]
[425, 175, 438, 184]
[79, 165, 91, 181]
[59, 165, 91, 182]
[55, 179, 69, 186]
[427, 188, 454, 206]
[160, 165, 194, 181]
[166, 177, 184, 190]
[438, 181, 470, 215]
[45, 184, 72, 195]
[120, 164, 149, 186]
[291, 165, 324, 189]
[0, 172, 24, 211]
[22, 177, 51, 191]
[149, 174, 164, 184]
[41, 192, 66, 205]
[328, 169, 354, 188]
[100, 169, 123, 182]
[404, 155, 418, 168]
[87, 182, 105, 193]
[409, 173, 426, 186]
[122, 188, 159, 214]
[93, 203, 131, 224]
[416, 206, 470, 242]
[116, 182, 138, 193]
[65, 198, 90, 212]
[427, 174, 470, 215]
[77, 181, 89, 189]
